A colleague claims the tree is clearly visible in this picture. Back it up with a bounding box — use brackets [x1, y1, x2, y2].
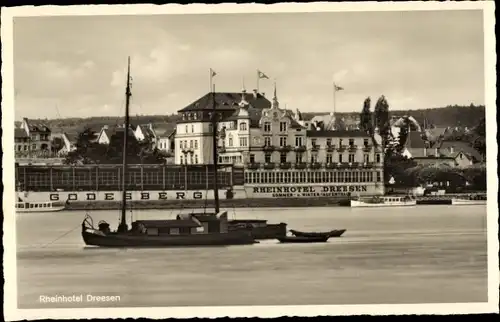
[51, 137, 64, 154]
[359, 97, 373, 135]
[383, 149, 418, 185]
[374, 95, 390, 148]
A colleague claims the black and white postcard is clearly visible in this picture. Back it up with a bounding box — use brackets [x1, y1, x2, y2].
[2, 2, 498, 320]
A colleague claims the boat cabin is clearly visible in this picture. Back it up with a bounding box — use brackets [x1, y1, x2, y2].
[131, 212, 229, 236]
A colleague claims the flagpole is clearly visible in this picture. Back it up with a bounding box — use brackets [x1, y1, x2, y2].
[256, 70, 259, 93]
[209, 69, 213, 93]
[333, 82, 336, 116]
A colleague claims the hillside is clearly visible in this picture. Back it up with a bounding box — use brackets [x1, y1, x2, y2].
[17, 104, 485, 135]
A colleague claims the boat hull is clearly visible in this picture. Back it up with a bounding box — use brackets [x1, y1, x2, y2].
[82, 229, 257, 248]
[290, 229, 346, 238]
[228, 222, 287, 240]
[277, 236, 329, 243]
[350, 200, 417, 208]
[451, 199, 487, 206]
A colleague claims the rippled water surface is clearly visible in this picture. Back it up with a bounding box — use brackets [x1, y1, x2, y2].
[16, 205, 488, 308]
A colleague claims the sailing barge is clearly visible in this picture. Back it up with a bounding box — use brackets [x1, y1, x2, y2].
[82, 58, 257, 247]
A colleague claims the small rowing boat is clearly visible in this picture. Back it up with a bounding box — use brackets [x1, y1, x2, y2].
[277, 235, 329, 243]
[290, 229, 346, 238]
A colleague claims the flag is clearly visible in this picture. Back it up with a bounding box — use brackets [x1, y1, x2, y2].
[257, 70, 269, 79]
[210, 68, 217, 78]
[334, 84, 344, 91]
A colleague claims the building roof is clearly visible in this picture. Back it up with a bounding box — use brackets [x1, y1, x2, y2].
[178, 92, 271, 112]
[306, 129, 370, 138]
[23, 118, 51, 133]
[405, 131, 429, 158]
[15, 128, 28, 138]
[137, 124, 156, 140]
[438, 140, 483, 162]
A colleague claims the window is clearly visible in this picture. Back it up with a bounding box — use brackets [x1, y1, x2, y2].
[349, 154, 355, 163]
[228, 135, 233, 147]
[349, 139, 354, 146]
[326, 153, 333, 164]
[279, 137, 287, 147]
[295, 136, 303, 147]
[280, 152, 287, 163]
[190, 155, 194, 164]
[191, 125, 194, 133]
[264, 122, 271, 132]
[376, 153, 381, 163]
[239, 137, 248, 147]
[339, 139, 343, 147]
[239, 122, 247, 131]
[376, 172, 381, 182]
[264, 137, 271, 146]
[208, 124, 213, 133]
[189, 140, 193, 148]
[364, 139, 369, 147]
[194, 140, 198, 149]
[264, 153, 271, 163]
[311, 139, 317, 147]
[180, 155, 184, 164]
[185, 125, 188, 133]
[249, 154, 255, 163]
[280, 122, 287, 132]
[295, 153, 303, 163]
[195, 155, 199, 164]
[311, 154, 317, 163]
[364, 154, 369, 163]
[326, 138, 332, 146]
[339, 154, 343, 163]
[459, 153, 463, 160]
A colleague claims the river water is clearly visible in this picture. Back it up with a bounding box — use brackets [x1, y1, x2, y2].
[16, 205, 487, 308]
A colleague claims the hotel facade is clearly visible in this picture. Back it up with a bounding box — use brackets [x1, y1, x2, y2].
[174, 86, 385, 198]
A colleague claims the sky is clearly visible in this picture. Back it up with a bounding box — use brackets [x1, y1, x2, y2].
[13, 9, 485, 120]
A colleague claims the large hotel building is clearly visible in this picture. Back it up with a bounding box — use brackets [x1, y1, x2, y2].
[175, 85, 384, 198]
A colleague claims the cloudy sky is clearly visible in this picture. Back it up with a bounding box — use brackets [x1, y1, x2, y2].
[13, 9, 484, 120]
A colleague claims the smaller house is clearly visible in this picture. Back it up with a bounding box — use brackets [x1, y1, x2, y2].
[96, 125, 136, 145]
[437, 140, 482, 166]
[134, 123, 158, 148]
[19, 118, 52, 152]
[57, 132, 79, 156]
[401, 131, 429, 159]
[14, 127, 30, 155]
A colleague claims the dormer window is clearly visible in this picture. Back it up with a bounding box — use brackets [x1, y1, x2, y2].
[349, 139, 354, 146]
[239, 122, 247, 131]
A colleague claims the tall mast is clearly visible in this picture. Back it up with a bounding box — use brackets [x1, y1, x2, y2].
[118, 57, 131, 233]
[211, 84, 220, 213]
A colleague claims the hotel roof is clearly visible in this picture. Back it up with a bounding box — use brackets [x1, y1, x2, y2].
[178, 92, 271, 112]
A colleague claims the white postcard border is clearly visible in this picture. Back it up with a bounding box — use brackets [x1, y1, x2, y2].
[2, 2, 498, 320]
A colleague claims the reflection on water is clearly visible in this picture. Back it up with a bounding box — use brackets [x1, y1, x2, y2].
[16, 205, 487, 308]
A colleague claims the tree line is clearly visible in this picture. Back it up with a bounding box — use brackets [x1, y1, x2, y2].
[356, 96, 486, 191]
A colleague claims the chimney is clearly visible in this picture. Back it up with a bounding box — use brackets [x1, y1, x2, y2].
[103, 125, 109, 130]
[423, 147, 427, 157]
[450, 146, 454, 154]
[435, 147, 439, 157]
[252, 89, 258, 99]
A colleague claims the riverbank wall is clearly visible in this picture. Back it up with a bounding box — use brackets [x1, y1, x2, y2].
[62, 193, 486, 210]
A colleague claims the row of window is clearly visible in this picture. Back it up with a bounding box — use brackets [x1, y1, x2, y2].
[263, 121, 288, 133]
[20, 171, 234, 189]
[244, 170, 382, 184]
[179, 139, 199, 150]
[250, 152, 382, 164]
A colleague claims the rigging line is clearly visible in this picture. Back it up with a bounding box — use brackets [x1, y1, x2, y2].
[39, 223, 82, 249]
